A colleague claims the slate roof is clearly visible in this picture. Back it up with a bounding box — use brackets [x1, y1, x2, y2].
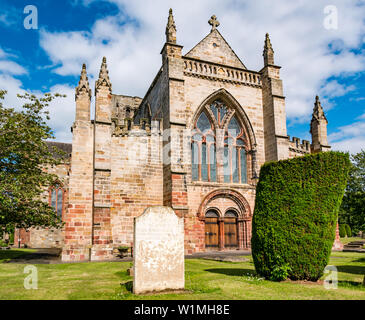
[46, 141, 72, 159]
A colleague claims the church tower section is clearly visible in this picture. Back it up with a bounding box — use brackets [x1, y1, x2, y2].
[91, 57, 114, 260]
[310, 96, 331, 153]
[62, 64, 94, 262]
[260, 33, 289, 161]
[160, 9, 188, 217]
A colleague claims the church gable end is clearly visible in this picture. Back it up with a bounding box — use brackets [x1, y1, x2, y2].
[185, 16, 246, 69]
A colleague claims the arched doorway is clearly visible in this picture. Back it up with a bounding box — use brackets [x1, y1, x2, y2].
[199, 189, 252, 251]
[205, 210, 219, 249]
[224, 210, 238, 248]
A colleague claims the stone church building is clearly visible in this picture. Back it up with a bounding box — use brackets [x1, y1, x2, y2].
[16, 11, 335, 261]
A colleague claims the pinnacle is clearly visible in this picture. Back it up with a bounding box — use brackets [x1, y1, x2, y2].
[166, 8, 177, 44]
[264, 33, 272, 50]
[95, 56, 112, 94]
[75, 63, 91, 100]
[312, 95, 327, 121]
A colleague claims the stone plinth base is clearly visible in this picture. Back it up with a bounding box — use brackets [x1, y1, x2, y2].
[62, 245, 114, 261]
[332, 238, 343, 251]
[90, 245, 114, 261]
[62, 247, 90, 262]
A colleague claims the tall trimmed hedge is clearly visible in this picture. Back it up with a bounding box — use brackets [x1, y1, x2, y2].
[345, 224, 352, 237]
[252, 152, 350, 281]
[339, 224, 346, 238]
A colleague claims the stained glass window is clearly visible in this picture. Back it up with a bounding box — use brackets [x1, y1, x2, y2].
[192, 100, 248, 184]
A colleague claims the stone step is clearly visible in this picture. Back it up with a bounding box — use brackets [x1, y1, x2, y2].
[343, 248, 365, 253]
[344, 244, 363, 249]
[350, 241, 365, 245]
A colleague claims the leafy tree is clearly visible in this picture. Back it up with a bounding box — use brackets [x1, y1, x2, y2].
[339, 150, 365, 234]
[0, 90, 66, 235]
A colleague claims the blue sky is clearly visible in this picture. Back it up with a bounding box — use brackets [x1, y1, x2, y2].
[0, 0, 364, 153]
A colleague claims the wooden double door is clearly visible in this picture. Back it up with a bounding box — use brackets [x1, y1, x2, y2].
[205, 217, 219, 248]
[205, 210, 238, 250]
[224, 216, 238, 248]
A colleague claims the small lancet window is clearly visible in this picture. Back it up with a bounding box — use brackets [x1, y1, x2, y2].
[49, 184, 64, 219]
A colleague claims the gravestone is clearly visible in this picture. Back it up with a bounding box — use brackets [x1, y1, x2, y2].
[133, 206, 184, 294]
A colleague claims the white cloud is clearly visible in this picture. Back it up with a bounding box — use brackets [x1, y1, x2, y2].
[320, 80, 356, 98]
[0, 74, 26, 110]
[46, 84, 77, 143]
[329, 120, 365, 153]
[0, 60, 27, 75]
[331, 136, 365, 154]
[0, 46, 28, 76]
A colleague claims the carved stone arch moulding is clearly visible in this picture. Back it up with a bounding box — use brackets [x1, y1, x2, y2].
[198, 189, 252, 220]
[190, 88, 257, 150]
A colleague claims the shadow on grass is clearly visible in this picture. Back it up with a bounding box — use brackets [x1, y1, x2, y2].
[337, 265, 365, 275]
[338, 280, 365, 290]
[0, 250, 30, 262]
[1, 249, 61, 264]
[353, 257, 365, 263]
[204, 268, 256, 277]
[121, 280, 133, 293]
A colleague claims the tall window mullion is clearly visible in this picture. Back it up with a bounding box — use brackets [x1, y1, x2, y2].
[232, 147, 239, 183]
[240, 148, 247, 184]
[224, 115, 248, 184]
[192, 142, 199, 181]
[192, 111, 216, 182]
[201, 142, 208, 181]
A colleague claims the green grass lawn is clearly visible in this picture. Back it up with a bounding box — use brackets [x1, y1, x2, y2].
[0, 250, 364, 300]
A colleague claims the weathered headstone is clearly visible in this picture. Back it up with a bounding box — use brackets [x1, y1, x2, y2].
[133, 206, 184, 294]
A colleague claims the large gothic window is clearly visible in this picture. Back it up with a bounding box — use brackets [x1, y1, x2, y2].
[192, 111, 216, 182]
[192, 99, 248, 184]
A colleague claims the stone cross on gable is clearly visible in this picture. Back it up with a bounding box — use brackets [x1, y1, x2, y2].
[209, 15, 220, 31]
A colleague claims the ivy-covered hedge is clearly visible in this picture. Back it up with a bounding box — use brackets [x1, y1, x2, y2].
[252, 152, 350, 281]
